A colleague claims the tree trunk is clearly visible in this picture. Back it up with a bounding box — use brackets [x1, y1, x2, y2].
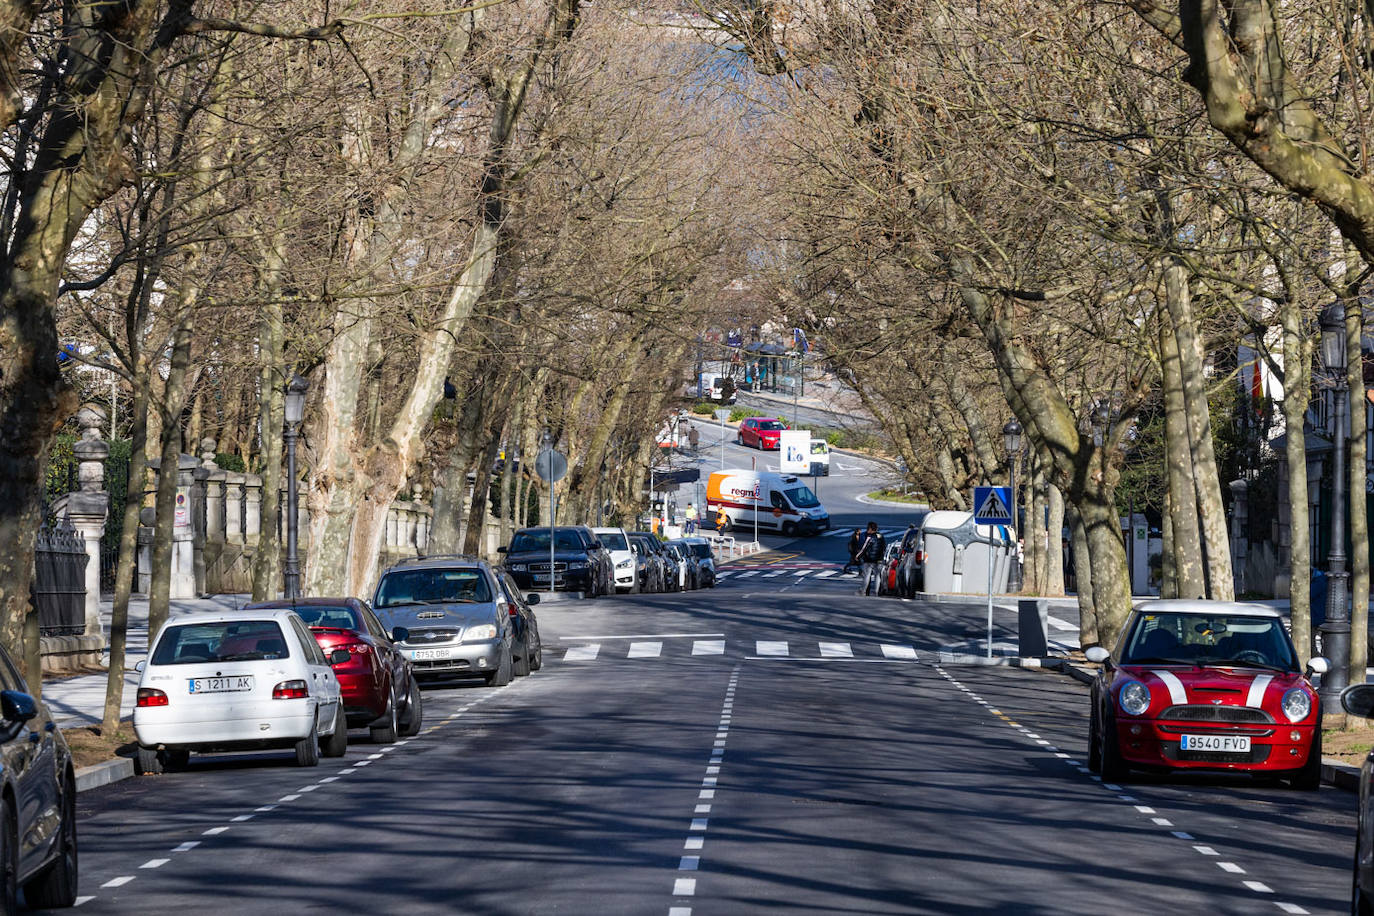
[1160, 490, 1177, 599]
[1346, 296, 1369, 672]
[946, 360, 1000, 483]
[1160, 307, 1206, 598]
[463, 432, 504, 557]
[1067, 503, 1100, 648]
[1028, 451, 1048, 594]
[147, 318, 194, 641]
[1282, 299, 1314, 665]
[1046, 482, 1065, 597]
[1079, 486, 1131, 649]
[104, 380, 149, 732]
[1165, 264, 1234, 599]
[250, 231, 286, 601]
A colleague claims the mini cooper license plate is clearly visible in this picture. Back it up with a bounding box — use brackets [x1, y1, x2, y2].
[189, 676, 254, 694]
[409, 648, 453, 661]
[1179, 734, 1251, 753]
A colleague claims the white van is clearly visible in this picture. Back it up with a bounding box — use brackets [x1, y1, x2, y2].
[706, 470, 830, 537]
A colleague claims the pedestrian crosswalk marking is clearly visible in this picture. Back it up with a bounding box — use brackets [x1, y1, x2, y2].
[756, 640, 789, 656]
[557, 640, 925, 662]
[692, 640, 725, 655]
[793, 570, 810, 577]
[628, 641, 662, 658]
[819, 642, 853, 658]
[763, 570, 786, 578]
[736, 570, 760, 578]
[564, 644, 600, 661]
[823, 526, 908, 539]
[881, 644, 917, 660]
[814, 570, 838, 579]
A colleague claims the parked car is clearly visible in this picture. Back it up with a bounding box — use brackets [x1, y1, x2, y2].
[663, 541, 699, 590]
[1085, 600, 1328, 788]
[245, 597, 422, 744]
[502, 526, 613, 597]
[627, 531, 671, 593]
[737, 417, 788, 450]
[134, 608, 347, 771]
[894, 526, 924, 597]
[1341, 684, 1374, 913]
[0, 641, 78, 909]
[676, 536, 718, 588]
[494, 570, 545, 676]
[592, 526, 639, 593]
[878, 540, 902, 595]
[373, 557, 517, 686]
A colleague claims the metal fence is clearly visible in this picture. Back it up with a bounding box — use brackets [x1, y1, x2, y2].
[33, 514, 87, 636]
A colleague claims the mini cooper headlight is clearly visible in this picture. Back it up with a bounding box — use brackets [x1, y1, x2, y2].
[1281, 687, 1312, 722]
[1118, 680, 1151, 716]
[463, 624, 498, 642]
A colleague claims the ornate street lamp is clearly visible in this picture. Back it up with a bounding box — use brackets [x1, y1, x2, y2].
[1318, 302, 1350, 713]
[283, 374, 309, 600]
[1002, 418, 1023, 593]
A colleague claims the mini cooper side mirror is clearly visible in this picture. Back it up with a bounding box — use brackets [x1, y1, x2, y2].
[1308, 656, 1331, 675]
[1342, 682, 1374, 718]
[1084, 646, 1110, 664]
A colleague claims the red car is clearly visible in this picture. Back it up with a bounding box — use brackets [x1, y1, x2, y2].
[737, 417, 787, 449]
[1086, 600, 1327, 788]
[246, 598, 423, 744]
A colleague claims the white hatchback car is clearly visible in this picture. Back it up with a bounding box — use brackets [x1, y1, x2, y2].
[133, 609, 347, 772]
[592, 526, 638, 593]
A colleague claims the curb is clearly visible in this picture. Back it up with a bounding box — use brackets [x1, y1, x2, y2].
[76, 757, 134, 793]
[936, 654, 1070, 671]
[856, 493, 927, 509]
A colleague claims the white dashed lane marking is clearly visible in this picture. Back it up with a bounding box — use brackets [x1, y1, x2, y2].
[629, 641, 663, 658]
[563, 644, 601, 661]
[755, 641, 788, 656]
[819, 642, 853, 658]
[693, 640, 725, 655]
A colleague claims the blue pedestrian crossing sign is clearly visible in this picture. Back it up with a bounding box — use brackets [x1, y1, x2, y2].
[973, 486, 1014, 525]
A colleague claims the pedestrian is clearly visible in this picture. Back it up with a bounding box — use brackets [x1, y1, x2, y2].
[688, 425, 700, 451]
[715, 507, 729, 530]
[843, 528, 862, 575]
[685, 502, 698, 534]
[856, 522, 886, 596]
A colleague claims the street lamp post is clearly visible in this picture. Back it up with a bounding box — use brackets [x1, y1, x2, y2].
[542, 429, 555, 598]
[1319, 302, 1351, 713]
[283, 374, 309, 600]
[1002, 418, 1023, 594]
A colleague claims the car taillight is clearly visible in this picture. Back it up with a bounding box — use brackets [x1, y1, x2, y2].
[272, 680, 309, 699]
[346, 642, 370, 655]
[915, 551, 924, 564]
[136, 688, 168, 707]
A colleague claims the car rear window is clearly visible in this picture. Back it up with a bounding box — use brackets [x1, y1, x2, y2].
[292, 605, 365, 631]
[152, 620, 290, 665]
[374, 568, 493, 608]
[598, 531, 628, 551]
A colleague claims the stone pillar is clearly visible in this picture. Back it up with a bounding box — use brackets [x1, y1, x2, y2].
[1230, 478, 1248, 599]
[386, 506, 398, 549]
[244, 474, 263, 545]
[67, 405, 110, 640]
[171, 455, 200, 599]
[224, 473, 245, 544]
[416, 506, 432, 554]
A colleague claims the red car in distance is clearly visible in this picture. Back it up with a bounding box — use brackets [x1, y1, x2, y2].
[246, 597, 423, 744]
[737, 417, 787, 450]
[1086, 601, 1328, 789]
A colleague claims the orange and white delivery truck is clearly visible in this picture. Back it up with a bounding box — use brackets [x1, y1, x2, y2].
[705, 470, 831, 537]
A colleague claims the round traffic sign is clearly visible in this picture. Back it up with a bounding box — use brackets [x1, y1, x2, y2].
[534, 448, 568, 483]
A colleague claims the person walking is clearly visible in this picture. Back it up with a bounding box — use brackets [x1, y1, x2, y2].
[688, 425, 700, 451]
[715, 506, 729, 531]
[843, 528, 862, 575]
[856, 522, 886, 596]
[685, 502, 698, 534]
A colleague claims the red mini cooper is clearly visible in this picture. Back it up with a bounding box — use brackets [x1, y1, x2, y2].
[1086, 600, 1329, 789]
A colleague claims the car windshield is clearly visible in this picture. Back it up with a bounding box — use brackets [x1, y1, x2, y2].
[689, 543, 712, 559]
[785, 486, 820, 508]
[509, 529, 585, 552]
[758, 421, 785, 431]
[292, 605, 365, 631]
[598, 531, 628, 551]
[152, 620, 290, 665]
[1120, 613, 1297, 670]
[374, 568, 493, 608]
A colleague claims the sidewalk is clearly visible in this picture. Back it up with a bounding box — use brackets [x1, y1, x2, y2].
[41, 594, 248, 728]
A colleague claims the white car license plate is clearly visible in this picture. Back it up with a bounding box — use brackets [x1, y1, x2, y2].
[1180, 734, 1251, 753]
[409, 648, 453, 661]
[188, 676, 253, 694]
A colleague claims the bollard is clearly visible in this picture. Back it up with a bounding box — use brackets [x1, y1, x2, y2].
[1018, 598, 1049, 658]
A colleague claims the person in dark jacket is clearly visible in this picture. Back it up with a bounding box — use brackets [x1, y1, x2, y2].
[856, 522, 886, 596]
[844, 528, 862, 575]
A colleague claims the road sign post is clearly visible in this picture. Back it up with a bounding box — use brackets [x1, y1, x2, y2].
[973, 486, 1014, 659]
[714, 408, 731, 471]
[536, 448, 568, 597]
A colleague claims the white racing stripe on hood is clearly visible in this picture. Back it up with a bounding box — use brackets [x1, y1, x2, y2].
[1245, 674, 1273, 708]
[1151, 669, 1188, 705]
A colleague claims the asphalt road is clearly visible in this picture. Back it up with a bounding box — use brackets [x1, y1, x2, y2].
[56, 579, 1354, 915]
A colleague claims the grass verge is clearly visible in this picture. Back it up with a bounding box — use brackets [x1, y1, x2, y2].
[62, 724, 138, 770]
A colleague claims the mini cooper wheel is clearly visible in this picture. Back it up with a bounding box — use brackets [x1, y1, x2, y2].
[1087, 705, 1102, 774]
[1289, 729, 1322, 791]
[1097, 713, 1128, 781]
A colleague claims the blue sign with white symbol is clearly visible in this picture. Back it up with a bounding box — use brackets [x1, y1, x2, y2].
[973, 486, 1014, 526]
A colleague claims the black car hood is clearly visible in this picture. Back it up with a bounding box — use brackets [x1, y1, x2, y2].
[506, 549, 591, 563]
